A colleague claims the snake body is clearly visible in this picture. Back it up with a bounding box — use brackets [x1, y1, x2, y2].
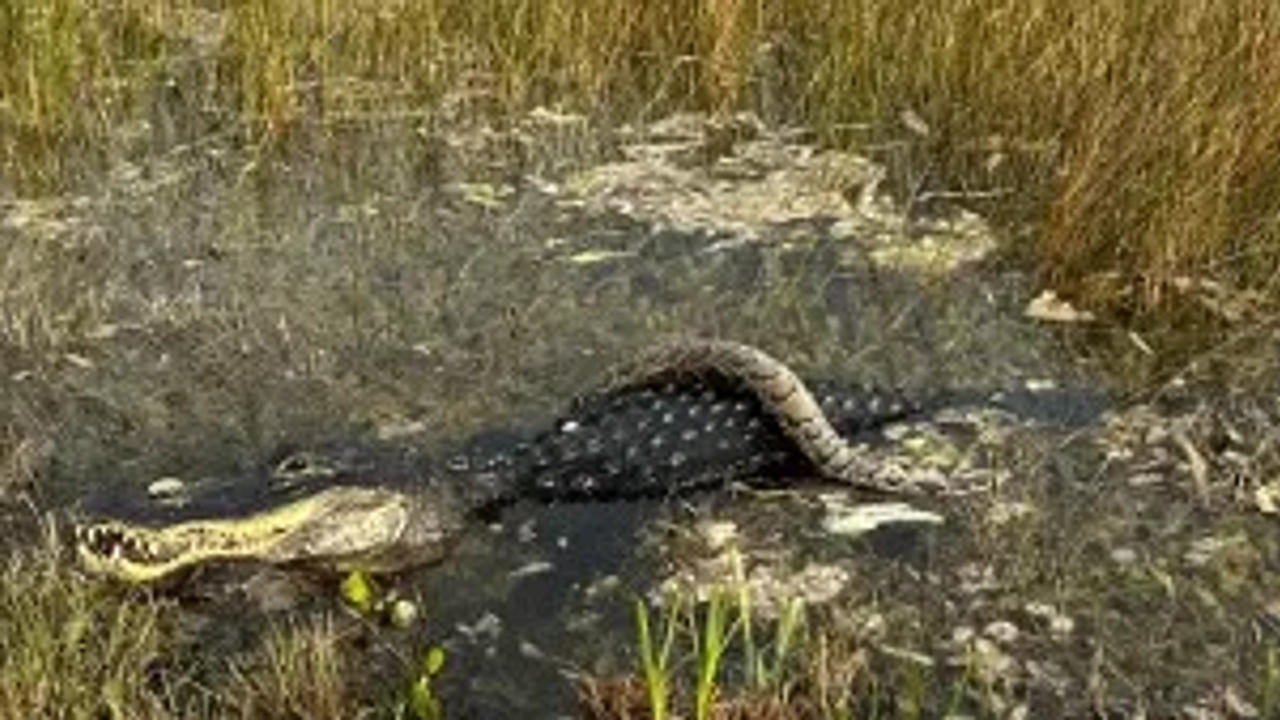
[442, 337, 927, 509]
[595, 338, 911, 491]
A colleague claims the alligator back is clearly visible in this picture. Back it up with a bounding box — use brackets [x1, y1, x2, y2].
[502, 340, 930, 503]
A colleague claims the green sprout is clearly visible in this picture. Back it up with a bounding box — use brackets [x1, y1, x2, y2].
[339, 570, 377, 616]
[635, 594, 683, 720]
[405, 646, 447, 720]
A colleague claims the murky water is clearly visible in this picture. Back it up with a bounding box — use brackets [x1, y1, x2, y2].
[16, 111, 1277, 718]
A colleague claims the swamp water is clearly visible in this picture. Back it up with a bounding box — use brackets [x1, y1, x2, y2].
[5, 111, 1275, 717]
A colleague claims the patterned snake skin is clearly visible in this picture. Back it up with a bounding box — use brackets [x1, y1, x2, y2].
[599, 338, 908, 491]
[441, 338, 926, 509]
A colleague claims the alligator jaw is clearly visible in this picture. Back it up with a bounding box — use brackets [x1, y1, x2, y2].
[75, 486, 457, 583]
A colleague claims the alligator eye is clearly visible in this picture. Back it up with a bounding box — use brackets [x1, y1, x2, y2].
[276, 455, 312, 475]
[272, 450, 337, 479]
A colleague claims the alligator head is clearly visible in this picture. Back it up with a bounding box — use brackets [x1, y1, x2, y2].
[73, 448, 467, 583]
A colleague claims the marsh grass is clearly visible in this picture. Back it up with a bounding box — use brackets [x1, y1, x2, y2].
[4, 0, 1280, 324]
[0, 516, 171, 720]
[634, 595, 680, 720]
[692, 589, 734, 719]
[0, 515, 429, 719]
[0, 0, 180, 187]
[224, 616, 359, 720]
[610, 549, 813, 720]
[601, 590, 1003, 720]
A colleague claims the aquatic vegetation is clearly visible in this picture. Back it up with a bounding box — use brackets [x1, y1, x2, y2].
[339, 569, 377, 616]
[402, 646, 447, 720]
[618, 549, 812, 719]
[633, 595, 680, 720]
[691, 587, 731, 720]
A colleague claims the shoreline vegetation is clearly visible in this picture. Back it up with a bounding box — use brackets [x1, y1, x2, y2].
[3, 0, 1279, 328]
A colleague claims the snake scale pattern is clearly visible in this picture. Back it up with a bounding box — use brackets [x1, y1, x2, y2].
[594, 338, 909, 492]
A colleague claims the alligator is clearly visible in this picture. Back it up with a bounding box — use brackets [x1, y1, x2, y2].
[74, 339, 939, 583]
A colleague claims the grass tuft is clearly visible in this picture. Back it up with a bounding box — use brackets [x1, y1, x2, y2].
[0, 516, 170, 720]
[611, 548, 813, 720]
[634, 594, 682, 720]
[225, 616, 359, 720]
